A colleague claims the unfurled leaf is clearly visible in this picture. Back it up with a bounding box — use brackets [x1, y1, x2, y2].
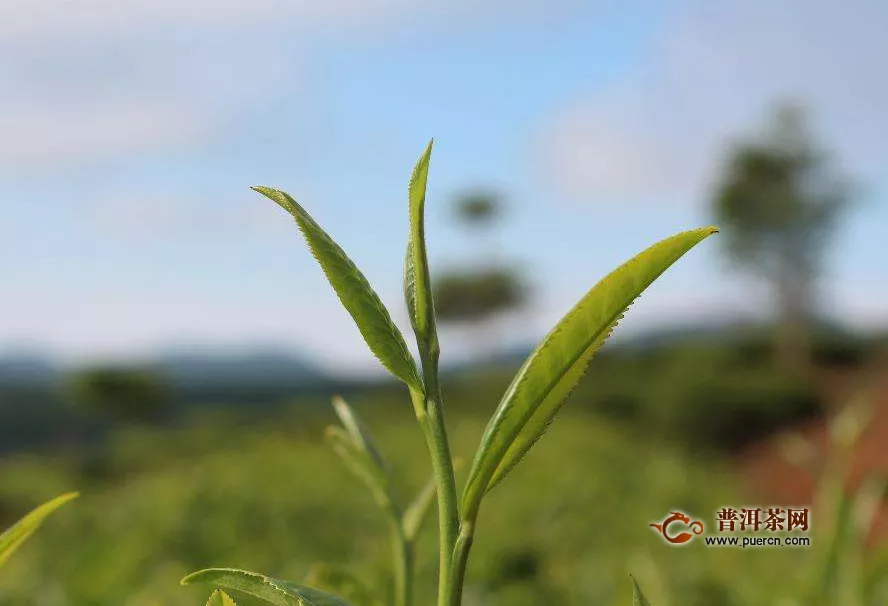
[403, 140, 440, 371]
[304, 563, 384, 606]
[0, 491, 78, 569]
[462, 227, 718, 511]
[207, 589, 238, 606]
[331, 395, 388, 472]
[253, 186, 422, 393]
[325, 426, 392, 509]
[182, 568, 353, 606]
[631, 575, 652, 606]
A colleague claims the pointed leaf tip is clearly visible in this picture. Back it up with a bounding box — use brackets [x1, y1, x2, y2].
[330, 395, 388, 472]
[207, 589, 238, 606]
[252, 185, 422, 393]
[461, 226, 717, 513]
[404, 140, 440, 373]
[325, 424, 393, 512]
[630, 575, 652, 606]
[0, 491, 79, 569]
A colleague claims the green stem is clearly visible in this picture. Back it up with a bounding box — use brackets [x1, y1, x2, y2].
[389, 518, 413, 606]
[410, 377, 459, 606]
[372, 492, 412, 606]
[447, 519, 475, 606]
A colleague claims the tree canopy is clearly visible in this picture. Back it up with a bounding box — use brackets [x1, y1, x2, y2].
[711, 105, 853, 372]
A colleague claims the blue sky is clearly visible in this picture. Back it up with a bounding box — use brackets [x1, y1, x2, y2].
[1, 0, 886, 375]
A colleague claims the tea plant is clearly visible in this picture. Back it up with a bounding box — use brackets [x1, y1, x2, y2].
[181, 141, 717, 605]
[0, 492, 77, 569]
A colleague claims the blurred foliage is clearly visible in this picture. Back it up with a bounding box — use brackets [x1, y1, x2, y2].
[710, 105, 854, 373]
[66, 367, 172, 423]
[433, 267, 527, 325]
[0, 402, 767, 606]
[570, 333, 823, 451]
[453, 191, 501, 228]
[1, 384, 886, 606]
[0, 329, 884, 604]
[433, 190, 529, 332]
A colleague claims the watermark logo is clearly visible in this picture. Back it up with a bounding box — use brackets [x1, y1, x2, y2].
[649, 511, 705, 544]
[650, 506, 811, 548]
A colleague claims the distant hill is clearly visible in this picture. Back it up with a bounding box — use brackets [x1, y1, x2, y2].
[0, 353, 59, 386]
[149, 349, 327, 389]
[440, 319, 762, 374]
[439, 317, 877, 376]
[610, 319, 764, 351]
[0, 348, 333, 451]
[140, 349, 332, 406]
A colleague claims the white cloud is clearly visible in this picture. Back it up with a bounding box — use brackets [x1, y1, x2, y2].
[1, 97, 203, 170]
[0, 0, 419, 47]
[0, 0, 465, 171]
[0, 0, 577, 47]
[0, 0, 583, 173]
[0, 32, 295, 172]
[538, 0, 888, 206]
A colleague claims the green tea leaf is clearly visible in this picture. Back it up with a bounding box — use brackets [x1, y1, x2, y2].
[462, 227, 718, 510]
[404, 140, 440, 371]
[207, 589, 238, 606]
[325, 426, 392, 510]
[182, 568, 353, 606]
[253, 186, 422, 393]
[304, 563, 384, 606]
[331, 395, 388, 472]
[631, 575, 652, 606]
[0, 491, 78, 569]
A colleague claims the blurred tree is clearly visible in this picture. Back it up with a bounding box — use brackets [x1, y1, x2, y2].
[454, 190, 501, 229]
[433, 267, 526, 323]
[710, 105, 853, 375]
[67, 367, 172, 423]
[432, 191, 529, 358]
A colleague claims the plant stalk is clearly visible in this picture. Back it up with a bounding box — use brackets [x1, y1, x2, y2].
[446, 519, 475, 606]
[389, 518, 413, 606]
[410, 373, 459, 606]
[371, 491, 413, 606]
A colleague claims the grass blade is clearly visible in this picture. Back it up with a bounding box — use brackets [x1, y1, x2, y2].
[182, 568, 353, 606]
[403, 140, 440, 372]
[462, 227, 718, 512]
[0, 491, 78, 569]
[207, 589, 238, 606]
[253, 186, 422, 393]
